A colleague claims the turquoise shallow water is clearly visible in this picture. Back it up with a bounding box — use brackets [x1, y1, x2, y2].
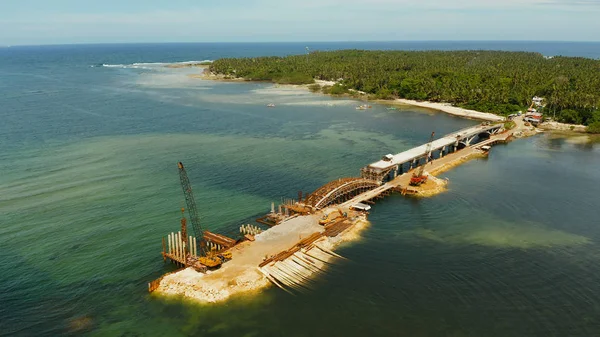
[2, 43, 600, 337]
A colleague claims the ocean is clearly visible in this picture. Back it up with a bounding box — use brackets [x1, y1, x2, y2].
[1, 41, 600, 337]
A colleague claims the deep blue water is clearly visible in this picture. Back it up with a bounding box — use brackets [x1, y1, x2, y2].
[1, 42, 600, 337]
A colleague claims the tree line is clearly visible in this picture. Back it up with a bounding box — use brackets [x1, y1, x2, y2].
[210, 50, 600, 129]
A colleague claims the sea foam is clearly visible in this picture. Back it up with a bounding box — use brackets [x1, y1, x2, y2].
[97, 60, 213, 70]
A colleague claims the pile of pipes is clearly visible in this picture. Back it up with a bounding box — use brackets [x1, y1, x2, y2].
[257, 243, 342, 293]
[240, 224, 263, 236]
[166, 231, 198, 262]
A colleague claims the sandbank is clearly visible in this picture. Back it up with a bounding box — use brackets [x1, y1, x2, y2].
[387, 99, 505, 122]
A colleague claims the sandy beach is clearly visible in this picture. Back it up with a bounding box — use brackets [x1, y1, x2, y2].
[183, 66, 595, 135]
[164, 45, 600, 139]
[187, 67, 506, 122]
[388, 99, 505, 122]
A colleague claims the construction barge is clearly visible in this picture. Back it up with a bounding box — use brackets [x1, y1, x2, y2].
[149, 122, 514, 301]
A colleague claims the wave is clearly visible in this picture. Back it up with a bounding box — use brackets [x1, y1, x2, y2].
[173, 60, 213, 65]
[96, 63, 164, 70]
[283, 100, 356, 106]
[93, 60, 213, 69]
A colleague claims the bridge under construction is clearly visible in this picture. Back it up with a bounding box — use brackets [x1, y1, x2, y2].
[269, 122, 508, 216]
[150, 121, 514, 298]
[360, 123, 503, 183]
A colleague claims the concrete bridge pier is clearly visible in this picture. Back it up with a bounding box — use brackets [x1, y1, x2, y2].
[393, 165, 399, 178]
[460, 135, 477, 147]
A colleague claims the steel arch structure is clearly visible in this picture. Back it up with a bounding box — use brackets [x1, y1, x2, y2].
[305, 178, 380, 210]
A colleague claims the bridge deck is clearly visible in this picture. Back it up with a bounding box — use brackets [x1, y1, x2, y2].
[368, 124, 501, 171]
[343, 130, 512, 207]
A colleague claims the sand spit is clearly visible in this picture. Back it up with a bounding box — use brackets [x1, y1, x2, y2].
[429, 152, 488, 177]
[155, 213, 369, 303]
[408, 151, 488, 198]
[388, 99, 505, 122]
[408, 174, 450, 198]
[401, 152, 487, 198]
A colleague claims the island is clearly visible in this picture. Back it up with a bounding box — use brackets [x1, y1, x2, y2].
[207, 50, 600, 133]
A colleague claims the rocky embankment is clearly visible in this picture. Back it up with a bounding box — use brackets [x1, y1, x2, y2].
[538, 121, 587, 133]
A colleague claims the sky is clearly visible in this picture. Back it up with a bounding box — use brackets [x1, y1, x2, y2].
[1, 0, 599, 45]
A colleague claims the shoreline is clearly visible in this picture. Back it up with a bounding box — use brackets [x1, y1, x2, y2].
[187, 68, 506, 122]
[184, 66, 589, 132]
[311, 80, 505, 122]
[383, 99, 505, 122]
[187, 68, 507, 123]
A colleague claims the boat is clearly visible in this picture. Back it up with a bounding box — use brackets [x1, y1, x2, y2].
[350, 202, 372, 212]
[267, 103, 275, 108]
[355, 104, 372, 110]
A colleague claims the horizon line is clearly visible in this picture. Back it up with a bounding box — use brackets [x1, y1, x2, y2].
[4, 39, 600, 48]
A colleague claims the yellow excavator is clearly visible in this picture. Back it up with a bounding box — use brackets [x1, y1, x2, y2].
[199, 247, 232, 268]
[178, 211, 223, 268]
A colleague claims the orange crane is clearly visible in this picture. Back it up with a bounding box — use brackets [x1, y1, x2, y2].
[409, 132, 435, 186]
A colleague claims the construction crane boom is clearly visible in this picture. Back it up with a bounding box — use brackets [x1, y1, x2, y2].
[177, 162, 206, 255]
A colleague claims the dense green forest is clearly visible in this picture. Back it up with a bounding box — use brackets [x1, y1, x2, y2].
[210, 50, 600, 129]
